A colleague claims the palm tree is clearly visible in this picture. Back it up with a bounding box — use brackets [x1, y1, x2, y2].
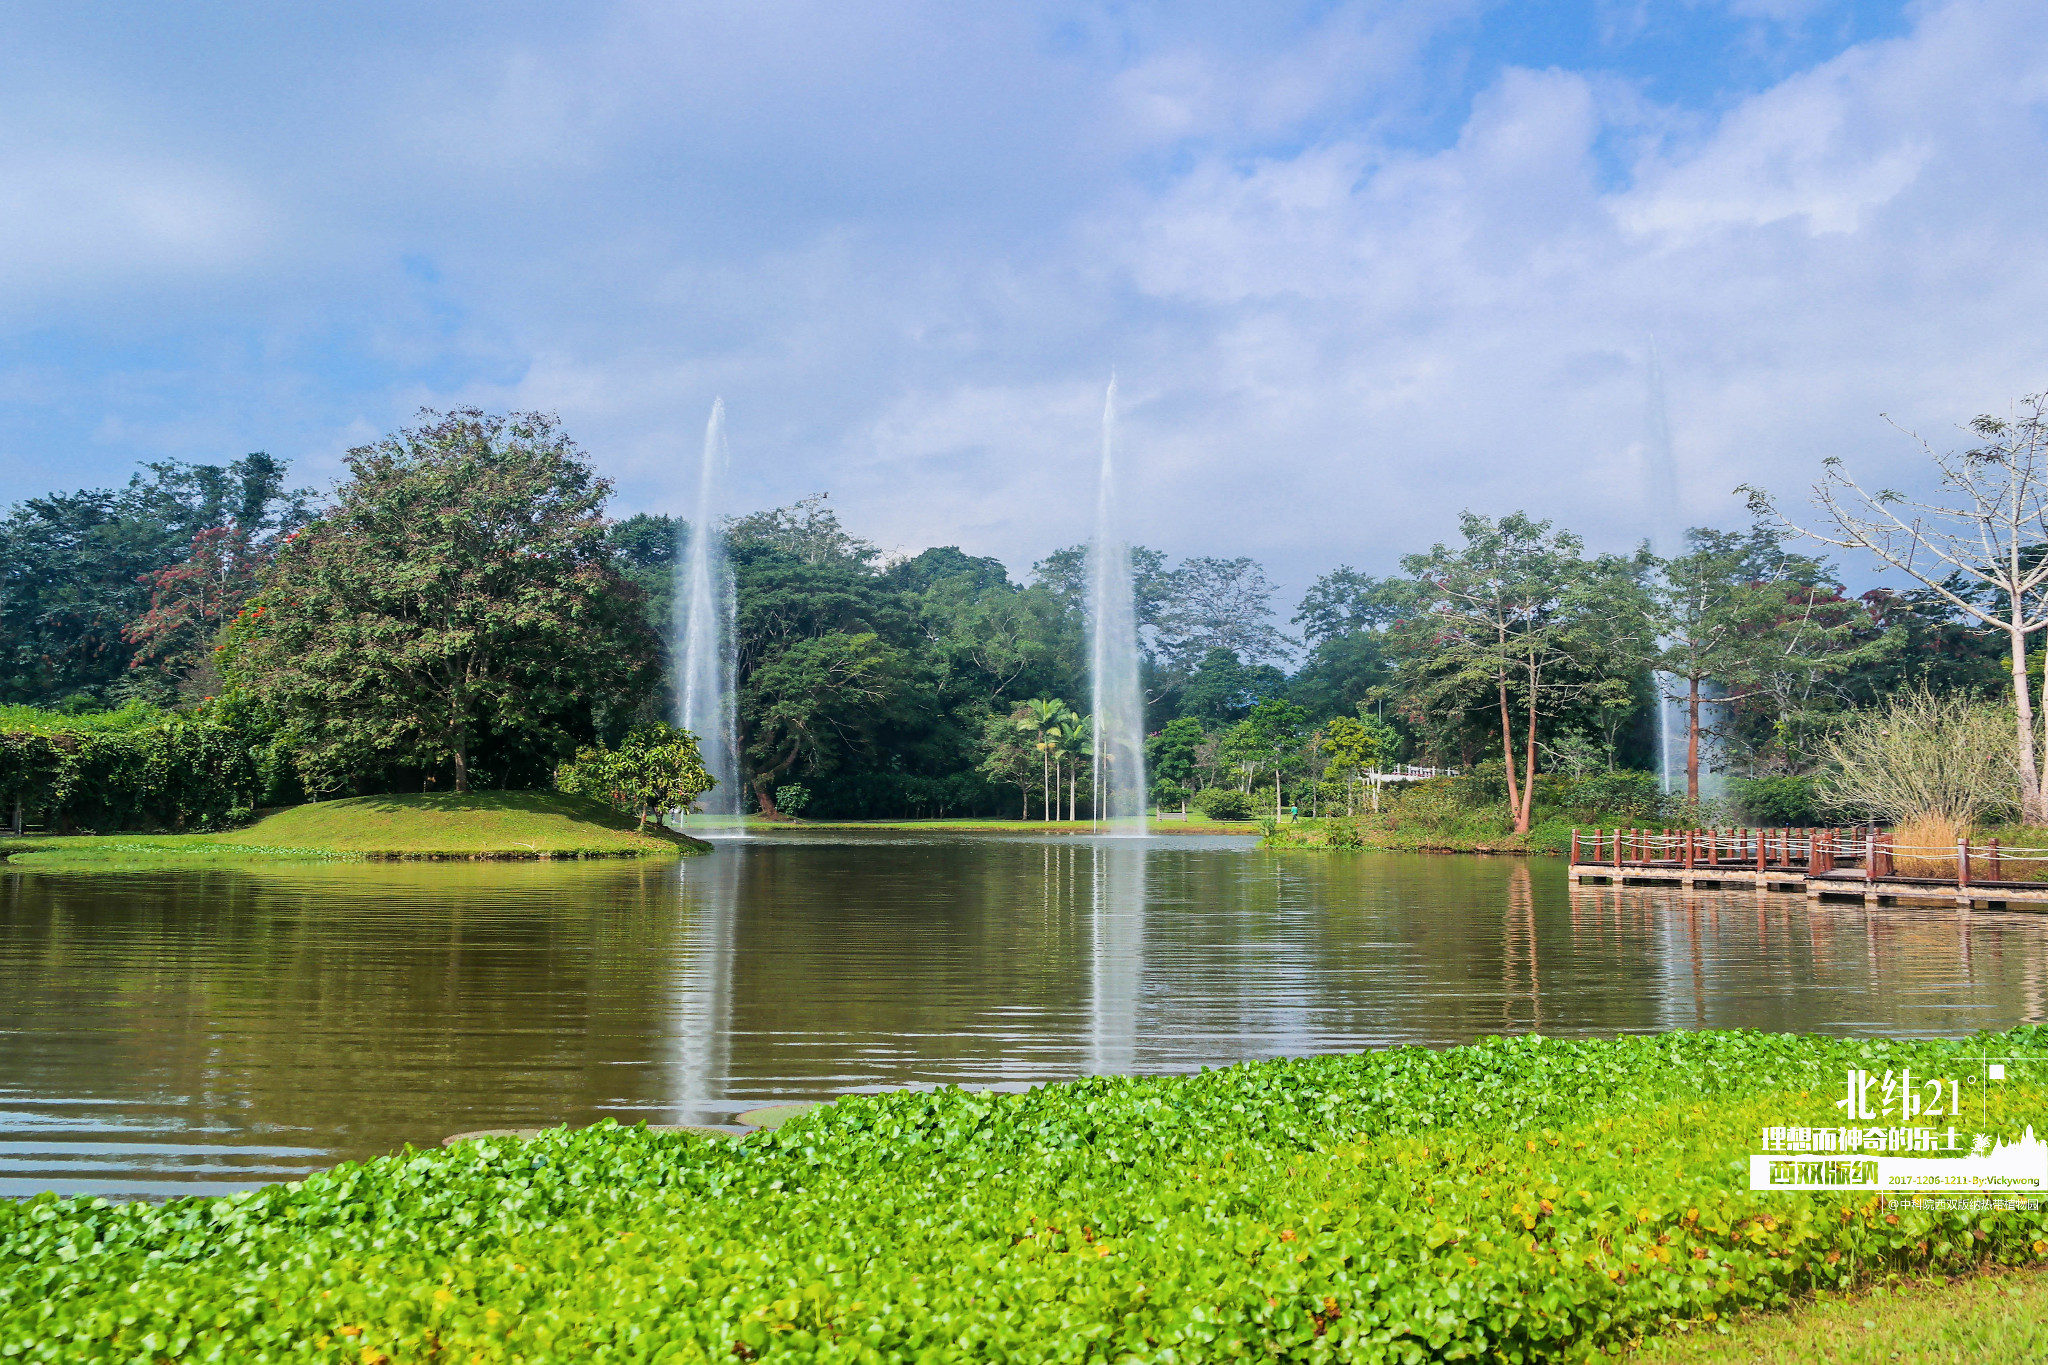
[1054, 712, 1089, 821]
[1016, 698, 1066, 821]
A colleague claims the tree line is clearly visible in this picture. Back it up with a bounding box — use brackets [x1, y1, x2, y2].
[0, 400, 2029, 829]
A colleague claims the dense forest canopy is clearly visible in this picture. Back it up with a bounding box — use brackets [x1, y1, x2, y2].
[0, 409, 2016, 826]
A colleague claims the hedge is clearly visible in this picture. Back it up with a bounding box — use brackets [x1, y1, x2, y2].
[4, 1028, 2047, 1362]
[0, 701, 298, 833]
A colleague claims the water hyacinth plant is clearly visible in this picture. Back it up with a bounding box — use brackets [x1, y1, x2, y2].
[5, 1029, 2048, 1362]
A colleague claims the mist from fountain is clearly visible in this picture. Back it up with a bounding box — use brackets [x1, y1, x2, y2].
[676, 399, 744, 828]
[1089, 377, 1148, 835]
[1641, 339, 1722, 802]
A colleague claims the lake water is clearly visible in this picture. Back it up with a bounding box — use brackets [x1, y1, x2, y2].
[4, 831, 2045, 1200]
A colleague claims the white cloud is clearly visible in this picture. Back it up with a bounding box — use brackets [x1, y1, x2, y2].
[1058, 0, 2048, 586]
[5, 0, 2048, 606]
[0, 141, 272, 305]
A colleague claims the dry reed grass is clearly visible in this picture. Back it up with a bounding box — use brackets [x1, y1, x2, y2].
[1891, 814, 1962, 877]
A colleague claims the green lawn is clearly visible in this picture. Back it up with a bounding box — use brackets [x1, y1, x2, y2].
[0, 791, 705, 867]
[1636, 1264, 2048, 1362]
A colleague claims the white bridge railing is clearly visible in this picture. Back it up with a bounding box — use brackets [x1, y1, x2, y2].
[1365, 766, 1456, 782]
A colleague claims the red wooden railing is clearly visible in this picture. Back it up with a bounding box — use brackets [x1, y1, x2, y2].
[1571, 827, 2048, 891]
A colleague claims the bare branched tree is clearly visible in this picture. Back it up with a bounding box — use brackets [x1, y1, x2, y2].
[1742, 393, 2048, 822]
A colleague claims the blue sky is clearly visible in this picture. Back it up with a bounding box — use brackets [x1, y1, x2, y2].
[3, 0, 2042, 597]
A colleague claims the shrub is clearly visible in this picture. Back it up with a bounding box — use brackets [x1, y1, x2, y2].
[554, 723, 714, 828]
[1450, 758, 1509, 808]
[1558, 768, 1664, 821]
[774, 783, 811, 817]
[1321, 818, 1363, 848]
[1384, 778, 1514, 839]
[1818, 689, 2017, 826]
[1729, 774, 1822, 826]
[1194, 787, 1256, 820]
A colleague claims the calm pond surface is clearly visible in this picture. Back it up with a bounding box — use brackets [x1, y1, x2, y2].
[5, 830, 2046, 1200]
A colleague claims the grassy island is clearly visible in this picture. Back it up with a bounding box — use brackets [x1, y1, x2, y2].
[0, 791, 708, 868]
[7, 1028, 2047, 1362]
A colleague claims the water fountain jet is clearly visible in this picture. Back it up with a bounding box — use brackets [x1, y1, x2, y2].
[1089, 378, 1148, 835]
[676, 400, 743, 830]
[1641, 339, 1722, 803]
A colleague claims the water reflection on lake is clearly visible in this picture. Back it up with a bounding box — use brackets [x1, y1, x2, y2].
[3, 831, 2044, 1199]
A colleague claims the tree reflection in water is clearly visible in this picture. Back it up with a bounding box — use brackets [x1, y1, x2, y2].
[5, 841, 2047, 1199]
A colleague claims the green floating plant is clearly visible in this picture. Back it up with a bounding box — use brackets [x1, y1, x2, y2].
[6, 1029, 2048, 1362]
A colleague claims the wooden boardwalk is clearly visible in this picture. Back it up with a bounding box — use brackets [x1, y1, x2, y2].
[1567, 827, 2048, 910]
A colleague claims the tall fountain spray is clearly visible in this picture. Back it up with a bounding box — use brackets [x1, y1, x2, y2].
[1640, 339, 1722, 802]
[1089, 378, 1148, 835]
[1643, 338, 1683, 798]
[676, 400, 743, 825]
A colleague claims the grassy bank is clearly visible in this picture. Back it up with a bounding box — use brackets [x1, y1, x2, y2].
[1257, 774, 1611, 856]
[1636, 1263, 2048, 1362]
[1260, 809, 1564, 855]
[7, 1029, 2048, 1362]
[775, 815, 1260, 835]
[0, 791, 707, 867]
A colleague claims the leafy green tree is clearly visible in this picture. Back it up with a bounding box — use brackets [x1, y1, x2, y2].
[1323, 711, 1400, 813]
[741, 631, 903, 815]
[1288, 631, 1392, 722]
[725, 504, 1069, 820]
[1293, 568, 1419, 645]
[1147, 717, 1206, 793]
[222, 410, 655, 794]
[884, 546, 1012, 593]
[556, 723, 715, 828]
[1227, 698, 1310, 819]
[1288, 569, 1411, 727]
[1652, 524, 1896, 797]
[1177, 648, 1287, 725]
[978, 709, 1038, 818]
[728, 493, 879, 566]
[605, 513, 683, 657]
[726, 521, 921, 815]
[911, 570, 1071, 706]
[0, 454, 307, 706]
[1322, 713, 1395, 774]
[1391, 512, 1649, 834]
[1151, 779, 1190, 815]
[1031, 544, 1174, 630]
